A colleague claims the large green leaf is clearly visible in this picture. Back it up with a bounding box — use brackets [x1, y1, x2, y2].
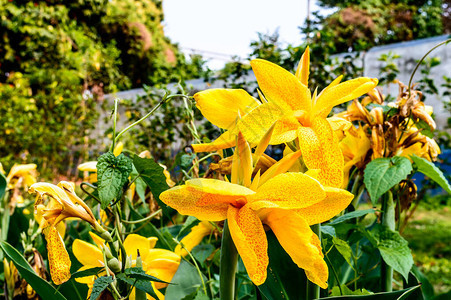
[319, 285, 421, 299]
[90, 276, 113, 300]
[411, 154, 451, 194]
[165, 260, 207, 299]
[258, 230, 308, 300]
[0, 172, 6, 199]
[329, 209, 376, 225]
[116, 272, 159, 299]
[333, 237, 355, 271]
[364, 157, 412, 204]
[97, 152, 133, 208]
[71, 266, 104, 279]
[132, 155, 170, 214]
[374, 226, 414, 281]
[124, 267, 170, 284]
[0, 241, 67, 300]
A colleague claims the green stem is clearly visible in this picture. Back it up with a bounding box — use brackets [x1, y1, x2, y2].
[114, 94, 184, 143]
[110, 98, 119, 152]
[325, 252, 342, 296]
[135, 253, 147, 300]
[121, 209, 161, 224]
[408, 38, 451, 98]
[307, 223, 321, 299]
[381, 191, 395, 292]
[220, 220, 238, 300]
[350, 174, 363, 209]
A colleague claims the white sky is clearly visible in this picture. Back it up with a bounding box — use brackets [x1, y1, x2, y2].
[163, 0, 321, 69]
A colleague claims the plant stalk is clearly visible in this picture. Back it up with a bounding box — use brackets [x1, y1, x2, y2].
[307, 223, 321, 299]
[220, 220, 238, 300]
[381, 191, 395, 292]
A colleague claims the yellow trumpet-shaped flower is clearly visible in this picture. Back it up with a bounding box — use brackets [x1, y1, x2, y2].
[29, 181, 100, 285]
[160, 171, 353, 287]
[73, 232, 181, 300]
[6, 163, 37, 189]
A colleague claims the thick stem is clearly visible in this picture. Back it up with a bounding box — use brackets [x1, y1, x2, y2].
[381, 191, 395, 292]
[307, 223, 321, 299]
[220, 220, 238, 300]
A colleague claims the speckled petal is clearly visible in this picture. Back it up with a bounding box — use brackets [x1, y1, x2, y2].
[249, 173, 326, 210]
[194, 89, 259, 130]
[227, 205, 268, 285]
[296, 187, 354, 225]
[192, 130, 236, 153]
[298, 118, 344, 188]
[264, 209, 328, 289]
[238, 102, 299, 145]
[314, 77, 378, 118]
[160, 179, 254, 221]
[43, 226, 71, 285]
[251, 59, 312, 112]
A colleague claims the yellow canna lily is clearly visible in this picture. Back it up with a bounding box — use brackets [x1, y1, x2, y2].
[160, 171, 353, 287]
[29, 181, 102, 285]
[235, 49, 378, 187]
[175, 221, 215, 257]
[73, 232, 181, 300]
[6, 163, 37, 189]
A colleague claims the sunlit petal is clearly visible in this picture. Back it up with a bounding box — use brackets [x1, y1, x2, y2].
[251, 59, 312, 112]
[72, 239, 104, 267]
[298, 118, 344, 187]
[296, 187, 354, 225]
[194, 89, 259, 130]
[295, 46, 310, 86]
[227, 205, 268, 285]
[192, 130, 236, 153]
[124, 234, 153, 261]
[264, 209, 328, 289]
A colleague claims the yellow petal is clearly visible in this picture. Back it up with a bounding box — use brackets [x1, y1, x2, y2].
[227, 205, 268, 285]
[264, 209, 328, 289]
[43, 226, 71, 285]
[148, 237, 158, 249]
[147, 249, 181, 263]
[317, 75, 343, 98]
[297, 118, 344, 187]
[238, 102, 299, 145]
[236, 132, 253, 187]
[113, 142, 124, 157]
[249, 173, 326, 210]
[258, 150, 303, 187]
[160, 179, 254, 221]
[130, 281, 164, 300]
[77, 161, 97, 172]
[251, 59, 312, 112]
[72, 239, 104, 267]
[295, 46, 309, 86]
[74, 266, 98, 284]
[314, 77, 378, 118]
[175, 222, 214, 257]
[124, 234, 153, 261]
[192, 130, 236, 153]
[146, 258, 180, 289]
[6, 164, 37, 182]
[29, 182, 70, 206]
[194, 89, 259, 130]
[89, 231, 106, 248]
[56, 221, 66, 238]
[296, 187, 354, 225]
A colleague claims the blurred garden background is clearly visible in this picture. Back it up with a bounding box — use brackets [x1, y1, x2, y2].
[1, 0, 451, 298]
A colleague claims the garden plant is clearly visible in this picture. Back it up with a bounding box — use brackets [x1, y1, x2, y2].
[1, 37, 451, 300]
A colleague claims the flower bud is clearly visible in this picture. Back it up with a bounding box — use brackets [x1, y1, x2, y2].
[107, 258, 121, 273]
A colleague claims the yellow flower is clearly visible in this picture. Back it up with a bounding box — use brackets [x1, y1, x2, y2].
[175, 221, 215, 257]
[73, 232, 180, 300]
[6, 163, 37, 189]
[160, 171, 353, 287]
[29, 181, 100, 285]
[193, 48, 377, 187]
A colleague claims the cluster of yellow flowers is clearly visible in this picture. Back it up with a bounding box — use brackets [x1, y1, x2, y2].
[160, 47, 378, 288]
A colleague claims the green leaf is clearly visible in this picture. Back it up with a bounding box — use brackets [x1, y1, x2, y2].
[177, 216, 200, 239]
[0, 172, 6, 199]
[374, 226, 414, 281]
[0, 241, 67, 300]
[330, 285, 372, 296]
[124, 267, 170, 284]
[329, 209, 376, 225]
[321, 225, 336, 237]
[409, 265, 434, 300]
[364, 157, 412, 204]
[192, 244, 215, 264]
[116, 272, 159, 299]
[319, 285, 421, 299]
[90, 276, 113, 300]
[333, 237, 355, 270]
[97, 152, 133, 209]
[132, 155, 170, 214]
[71, 266, 104, 279]
[258, 230, 307, 300]
[165, 260, 207, 300]
[411, 154, 451, 194]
